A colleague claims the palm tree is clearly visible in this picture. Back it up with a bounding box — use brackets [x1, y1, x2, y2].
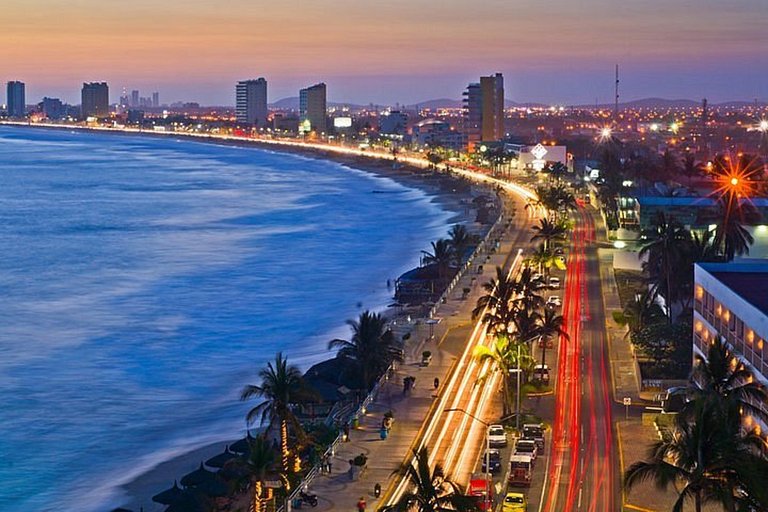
[624, 400, 768, 512]
[511, 308, 542, 345]
[528, 243, 556, 279]
[613, 289, 665, 337]
[473, 266, 517, 335]
[382, 447, 479, 512]
[536, 308, 569, 381]
[531, 218, 566, 252]
[513, 266, 545, 313]
[328, 310, 398, 391]
[225, 435, 278, 512]
[448, 224, 473, 265]
[683, 335, 768, 427]
[713, 196, 756, 262]
[640, 212, 691, 322]
[241, 353, 305, 473]
[422, 239, 455, 282]
[547, 161, 569, 182]
[473, 335, 519, 417]
[681, 152, 704, 186]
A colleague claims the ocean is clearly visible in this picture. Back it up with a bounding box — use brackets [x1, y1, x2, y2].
[0, 127, 456, 511]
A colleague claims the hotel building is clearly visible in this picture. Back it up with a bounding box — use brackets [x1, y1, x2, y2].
[299, 83, 327, 134]
[463, 73, 504, 150]
[693, 260, 768, 386]
[7, 80, 26, 118]
[236, 78, 268, 127]
[81, 82, 109, 118]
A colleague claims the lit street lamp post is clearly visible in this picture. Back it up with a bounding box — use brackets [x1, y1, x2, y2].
[444, 408, 491, 511]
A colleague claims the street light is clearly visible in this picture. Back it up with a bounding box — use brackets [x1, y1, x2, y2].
[444, 407, 491, 511]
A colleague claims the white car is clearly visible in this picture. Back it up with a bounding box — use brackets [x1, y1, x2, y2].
[514, 438, 539, 462]
[488, 424, 507, 447]
[546, 296, 561, 308]
[548, 277, 561, 289]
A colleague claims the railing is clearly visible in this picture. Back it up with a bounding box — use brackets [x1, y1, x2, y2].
[278, 363, 394, 512]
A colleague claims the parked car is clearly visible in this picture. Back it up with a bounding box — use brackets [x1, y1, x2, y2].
[546, 296, 561, 308]
[554, 247, 565, 256]
[523, 424, 545, 450]
[488, 424, 507, 447]
[514, 439, 539, 463]
[481, 448, 502, 474]
[502, 492, 528, 512]
[532, 364, 550, 383]
[548, 276, 561, 289]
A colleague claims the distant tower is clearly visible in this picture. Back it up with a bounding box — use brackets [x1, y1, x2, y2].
[614, 64, 619, 124]
[81, 82, 109, 118]
[700, 98, 709, 154]
[6, 81, 26, 118]
[152, 92, 159, 108]
[236, 78, 268, 127]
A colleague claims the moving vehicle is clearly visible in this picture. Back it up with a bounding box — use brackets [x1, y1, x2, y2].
[514, 439, 539, 463]
[508, 455, 533, 487]
[481, 448, 502, 474]
[548, 276, 561, 289]
[468, 477, 494, 511]
[502, 492, 528, 512]
[488, 424, 507, 447]
[522, 424, 545, 450]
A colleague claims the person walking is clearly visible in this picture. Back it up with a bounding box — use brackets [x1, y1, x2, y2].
[357, 496, 367, 512]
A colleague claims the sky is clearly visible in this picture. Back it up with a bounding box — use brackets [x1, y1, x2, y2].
[2, 0, 767, 106]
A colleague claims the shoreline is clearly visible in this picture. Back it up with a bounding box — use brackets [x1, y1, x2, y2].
[2, 125, 501, 511]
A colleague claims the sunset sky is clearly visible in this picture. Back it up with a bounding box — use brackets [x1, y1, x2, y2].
[3, 0, 767, 106]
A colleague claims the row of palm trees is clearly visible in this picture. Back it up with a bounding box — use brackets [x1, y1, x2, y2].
[421, 224, 477, 282]
[624, 336, 768, 511]
[470, 217, 570, 418]
[527, 183, 577, 222]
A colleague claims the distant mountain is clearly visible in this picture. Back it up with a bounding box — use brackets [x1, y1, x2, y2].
[270, 95, 765, 111]
[270, 96, 366, 110]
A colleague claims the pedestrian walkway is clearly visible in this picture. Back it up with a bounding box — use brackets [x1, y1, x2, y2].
[587, 207, 643, 404]
[305, 198, 532, 511]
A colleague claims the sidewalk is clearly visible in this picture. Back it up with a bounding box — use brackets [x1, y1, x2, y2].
[586, 207, 643, 404]
[306, 199, 531, 511]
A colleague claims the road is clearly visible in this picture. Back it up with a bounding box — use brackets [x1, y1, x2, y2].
[539, 203, 620, 512]
[382, 186, 542, 508]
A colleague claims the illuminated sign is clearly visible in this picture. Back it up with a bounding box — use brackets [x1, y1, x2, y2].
[333, 117, 352, 128]
[531, 143, 548, 171]
[299, 119, 312, 133]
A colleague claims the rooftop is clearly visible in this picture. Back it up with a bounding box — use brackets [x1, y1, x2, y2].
[698, 260, 768, 313]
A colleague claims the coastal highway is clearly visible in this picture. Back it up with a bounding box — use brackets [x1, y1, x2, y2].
[382, 185, 542, 506]
[539, 203, 619, 512]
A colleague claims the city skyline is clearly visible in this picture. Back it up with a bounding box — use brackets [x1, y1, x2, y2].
[2, 0, 767, 106]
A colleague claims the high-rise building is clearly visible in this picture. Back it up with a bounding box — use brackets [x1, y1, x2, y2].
[131, 90, 139, 108]
[81, 82, 109, 118]
[152, 92, 160, 108]
[40, 97, 64, 120]
[299, 83, 327, 134]
[235, 78, 268, 127]
[463, 73, 504, 149]
[7, 81, 26, 118]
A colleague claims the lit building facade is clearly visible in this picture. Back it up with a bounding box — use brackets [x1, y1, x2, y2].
[7, 80, 26, 118]
[693, 261, 768, 387]
[236, 78, 268, 127]
[299, 83, 327, 134]
[81, 82, 109, 118]
[463, 73, 504, 150]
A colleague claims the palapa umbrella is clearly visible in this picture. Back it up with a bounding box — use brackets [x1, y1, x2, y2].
[152, 480, 186, 505]
[164, 492, 208, 512]
[229, 432, 254, 454]
[194, 476, 228, 497]
[205, 445, 239, 468]
[180, 462, 216, 488]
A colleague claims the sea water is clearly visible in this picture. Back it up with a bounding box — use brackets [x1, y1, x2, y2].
[0, 127, 456, 511]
